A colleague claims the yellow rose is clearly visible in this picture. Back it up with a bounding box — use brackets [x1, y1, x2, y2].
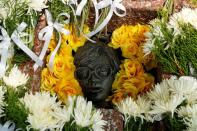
[110, 25, 132, 49]
[123, 59, 144, 77]
[110, 24, 150, 50]
[112, 70, 128, 90]
[121, 43, 139, 58]
[62, 24, 89, 51]
[54, 78, 82, 101]
[143, 73, 154, 92]
[59, 42, 73, 57]
[53, 55, 75, 79]
[41, 68, 58, 93]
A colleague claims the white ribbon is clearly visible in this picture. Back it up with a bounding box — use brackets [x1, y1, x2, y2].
[87, 0, 126, 37]
[0, 23, 43, 77]
[11, 22, 43, 67]
[76, 0, 87, 16]
[0, 121, 22, 131]
[34, 9, 70, 71]
[0, 26, 11, 77]
[65, 0, 126, 38]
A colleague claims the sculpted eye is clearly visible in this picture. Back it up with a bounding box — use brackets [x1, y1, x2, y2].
[97, 66, 111, 77]
[76, 68, 90, 80]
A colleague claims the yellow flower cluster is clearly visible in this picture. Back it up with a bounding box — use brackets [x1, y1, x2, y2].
[109, 24, 156, 104]
[62, 24, 89, 51]
[41, 24, 89, 101]
[109, 24, 156, 68]
[110, 59, 154, 104]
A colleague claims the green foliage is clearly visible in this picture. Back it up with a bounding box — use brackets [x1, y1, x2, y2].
[63, 122, 89, 131]
[151, 22, 197, 76]
[48, 0, 72, 21]
[124, 117, 153, 131]
[163, 114, 187, 131]
[12, 49, 31, 65]
[3, 87, 29, 130]
[2, 0, 38, 35]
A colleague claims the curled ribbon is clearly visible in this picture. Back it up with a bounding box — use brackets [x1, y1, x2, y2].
[0, 27, 11, 77]
[66, 0, 126, 38]
[87, 0, 126, 37]
[34, 9, 70, 71]
[0, 23, 43, 78]
[0, 121, 22, 131]
[11, 22, 43, 67]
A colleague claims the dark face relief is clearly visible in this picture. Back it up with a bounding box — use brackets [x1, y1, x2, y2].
[74, 42, 120, 103]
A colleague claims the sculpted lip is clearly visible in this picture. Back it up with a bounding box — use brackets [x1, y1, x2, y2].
[88, 87, 103, 93]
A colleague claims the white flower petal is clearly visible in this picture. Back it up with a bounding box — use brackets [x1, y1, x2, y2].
[3, 65, 29, 88]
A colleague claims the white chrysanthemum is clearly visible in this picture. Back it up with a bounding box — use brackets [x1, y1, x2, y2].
[116, 96, 151, 123]
[168, 7, 197, 35]
[21, 92, 71, 131]
[143, 19, 164, 55]
[147, 80, 170, 102]
[178, 104, 197, 119]
[3, 65, 29, 88]
[0, 87, 5, 117]
[147, 78, 185, 117]
[168, 76, 197, 95]
[27, 0, 48, 11]
[168, 76, 197, 104]
[73, 96, 106, 130]
[91, 110, 107, 131]
[149, 94, 184, 117]
[74, 96, 92, 127]
[143, 32, 155, 56]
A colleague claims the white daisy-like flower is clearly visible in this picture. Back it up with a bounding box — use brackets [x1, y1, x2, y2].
[3, 65, 29, 88]
[0, 87, 5, 118]
[147, 80, 170, 102]
[149, 94, 184, 117]
[168, 7, 197, 35]
[143, 32, 155, 56]
[116, 96, 151, 123]
[143, 19, 164, 56]
[168, 76, 197, 104]
[74, 96, 92, 127]
[73, 96, 106, 130]
[147, 78, 185, 117]
[91, 110, 107, 131]
[178, 104, 197, 119]
[21, 92, 71, 131]
[27, 0, 48, 12]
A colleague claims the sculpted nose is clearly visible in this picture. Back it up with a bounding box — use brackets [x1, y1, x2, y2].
[89, 73, 100, 87]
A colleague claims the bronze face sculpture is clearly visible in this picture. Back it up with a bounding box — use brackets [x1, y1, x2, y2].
[74, 42, 120, 106]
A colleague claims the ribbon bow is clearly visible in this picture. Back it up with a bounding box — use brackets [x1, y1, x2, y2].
[87, 0, 126, 37]
[0, 23, 43, 78]
[0, 121, 22, 131]
[34, 9, 70, 71]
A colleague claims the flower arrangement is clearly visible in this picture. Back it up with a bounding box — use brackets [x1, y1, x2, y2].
[109, 25, 156, 104]
[0, 65, 106, 130]
[116, 76, 197, 130]
[2, 0, 197, 130]
[143, 6, 197, 76]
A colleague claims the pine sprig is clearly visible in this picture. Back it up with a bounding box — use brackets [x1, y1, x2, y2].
[152, 22, 197, 76]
